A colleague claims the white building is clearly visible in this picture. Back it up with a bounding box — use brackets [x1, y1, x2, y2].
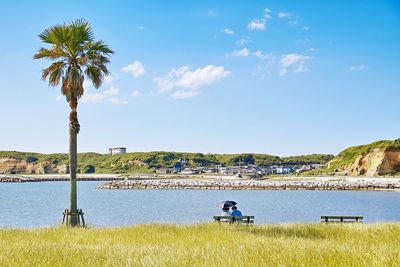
[108, 147, 127, 155]
[181, 168, 200, 175]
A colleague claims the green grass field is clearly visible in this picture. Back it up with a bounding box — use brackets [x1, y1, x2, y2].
[1, 223, 399, 266]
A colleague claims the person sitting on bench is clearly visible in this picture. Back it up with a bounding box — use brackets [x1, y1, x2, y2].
[221, 207, 231, 216]
[231, 206, 242, 216]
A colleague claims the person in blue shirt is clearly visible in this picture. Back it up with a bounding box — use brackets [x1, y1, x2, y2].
[231, 206, 242, 216]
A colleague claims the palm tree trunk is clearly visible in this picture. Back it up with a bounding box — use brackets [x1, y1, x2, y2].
[68, 97, 80, 226]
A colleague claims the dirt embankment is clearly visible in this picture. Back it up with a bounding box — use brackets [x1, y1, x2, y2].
[0, 157, 68, 174]
[330, 148, 400, 177]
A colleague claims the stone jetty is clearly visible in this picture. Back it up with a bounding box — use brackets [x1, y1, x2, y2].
[0, 174, 129, 183]
[97, 178, 400, 191]
[0, 176, 33, 183]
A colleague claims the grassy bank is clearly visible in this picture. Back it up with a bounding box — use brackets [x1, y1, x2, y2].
[1, 223, 399, 266]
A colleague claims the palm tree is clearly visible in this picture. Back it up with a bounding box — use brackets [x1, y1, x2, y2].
[34, 19, 113, 226]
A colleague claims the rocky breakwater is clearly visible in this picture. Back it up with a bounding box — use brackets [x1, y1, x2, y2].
[0, 175, 34, 183]
[97, 178, 400, 191]
[0, 174, 128, 183]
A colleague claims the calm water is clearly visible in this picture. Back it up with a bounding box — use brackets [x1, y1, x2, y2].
[0, 181, 399, 228]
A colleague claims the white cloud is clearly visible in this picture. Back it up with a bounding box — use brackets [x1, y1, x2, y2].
[254, 53, 275, 78]
[247, 19, 266, 31]
[222, 28, 235, 35]
[130, 90, 142, 98]
[104, 75, 113, 83]
[230, 48, 270, 60]
[229, 48, 275, 78]
[307, 47, 316, 52]
[174, 65, 230, 89]
[279, 54, 311, 76]
[252, 50, 269, 60]
[109, 98, 129, 105]
[81, 86, 128, 105]
[278, 12, 299, 26]
[137, 25, 144, 30]
[247, 7, 272, 32]
[152, 76, 174, 93]
[278, 12, 292, 18]
[232, 48, 250, 57]
[103, 73, 119, 84]
[236, 37, 252, 46]
[348, 65, 366, 72]
[168, 66, 191, 77]
[264, 8, 272, 19]
[122, 61, 145, 78]
[302, 26, 310, 31]
[171, 90, 200, 100]
[153, 65, 230, 99]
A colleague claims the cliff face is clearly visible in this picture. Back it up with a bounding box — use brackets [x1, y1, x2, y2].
[0, 157, 68, 174]
[379, 151, 400, 175]
[327, 141, 400, 177]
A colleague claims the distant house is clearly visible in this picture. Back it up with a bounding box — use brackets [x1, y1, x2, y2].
[108, 147, 127, 155]
[181, 168, 199, 175]
[311, 164, 325, 169]
[218, 167, 228, 174]
[275, 166, 294, 174]
[156, 168, 172, 174]
[268, 165, 279, 174]
[174, 158, 187, 172]
[204, 168, 217, 173]
[296, 165, 312, 173]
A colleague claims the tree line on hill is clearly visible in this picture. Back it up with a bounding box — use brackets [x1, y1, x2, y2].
[0, 151, 334, 174]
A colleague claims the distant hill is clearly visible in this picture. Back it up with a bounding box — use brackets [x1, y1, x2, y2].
[0, 151, 333, 175]
[307, 139, 400, 177]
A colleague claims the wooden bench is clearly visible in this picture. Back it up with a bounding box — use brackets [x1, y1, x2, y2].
[321, 216, 363, 223]
[213, 216, 255, 224]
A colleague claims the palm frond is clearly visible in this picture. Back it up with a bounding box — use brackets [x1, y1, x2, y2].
[87, 40, 114, 56]
[51, 25, 71, 45]
[33, 47, 67, 60]
[85, 65, 102, 88]
[38, 27, 56, 44]
[48, 67, 64, 86]
[61, 78, 69, 99]
[41, 61, 65, 81]
[70, 19, 93, 43]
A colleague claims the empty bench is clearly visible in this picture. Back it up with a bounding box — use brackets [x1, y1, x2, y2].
[213, 216, 255, 224]
[321, 216, 363, 223]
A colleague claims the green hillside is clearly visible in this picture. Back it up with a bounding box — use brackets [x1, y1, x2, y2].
[0, 151, 333, 174]
[326, 140, 394, 172]
[303, 139, 400, 176]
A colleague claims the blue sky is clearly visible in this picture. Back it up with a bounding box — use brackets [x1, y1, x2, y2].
[0, 0, 399, 156]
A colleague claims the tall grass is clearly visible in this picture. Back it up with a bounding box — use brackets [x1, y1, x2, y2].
[0, 223, 399, 266]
